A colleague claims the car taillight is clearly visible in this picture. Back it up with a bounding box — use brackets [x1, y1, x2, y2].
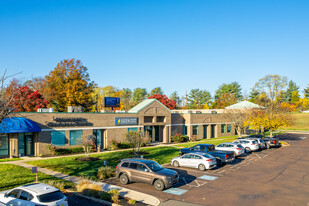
[259, 143, 261, 145]
[116, 166, 118, 169]
[225, 154, 227, 159]
[236, 148, 242, 150]
[206, 159, 212, 161]
[273, 141, 276, 144]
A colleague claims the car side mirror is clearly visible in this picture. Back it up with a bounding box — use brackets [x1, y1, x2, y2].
[145, 169, 149, 172]
[4, 193, 8, 198]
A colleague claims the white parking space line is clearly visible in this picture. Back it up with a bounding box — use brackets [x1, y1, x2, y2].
[217, 170, 226, 174]
[255, 154, 262, 159]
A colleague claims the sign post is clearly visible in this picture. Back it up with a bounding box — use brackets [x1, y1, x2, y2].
[32, 167, 38, 183]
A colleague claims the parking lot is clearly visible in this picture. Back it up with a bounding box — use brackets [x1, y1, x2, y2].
[105, 133, 309, 206]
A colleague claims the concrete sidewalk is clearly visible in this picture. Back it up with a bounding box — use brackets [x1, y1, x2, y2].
[7, 161, 160, 206]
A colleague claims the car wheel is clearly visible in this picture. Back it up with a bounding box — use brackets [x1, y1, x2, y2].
[154, 179, 165, 191]
[266, 144, 270, 149]
[198, 164, 206, 171]
[245, 147, 251, 153]
[119, 174, 129, 185]
[173, 160, 180, 167]
[216, 158, 222, 166]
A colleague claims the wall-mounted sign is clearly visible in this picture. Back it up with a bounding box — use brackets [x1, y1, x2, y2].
[105, 97, 120, 107]
[115, 117, 138, 126]
[46, 117, 93, 127]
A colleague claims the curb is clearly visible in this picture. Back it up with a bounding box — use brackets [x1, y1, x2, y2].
[67, 190, 119, 206]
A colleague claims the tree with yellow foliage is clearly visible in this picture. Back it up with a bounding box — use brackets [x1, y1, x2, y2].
[45, 59, 96, 112]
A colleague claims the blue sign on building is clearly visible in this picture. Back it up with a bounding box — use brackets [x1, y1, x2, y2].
[104, 97, 120, 107]
[115, 117, 138, 126]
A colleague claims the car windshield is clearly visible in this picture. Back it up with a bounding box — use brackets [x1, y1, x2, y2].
[146, 161, 163, 172]
[37, 191, 64, 203]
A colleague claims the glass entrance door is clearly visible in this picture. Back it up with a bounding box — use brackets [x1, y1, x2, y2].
[211, 125, 216, 138]
[93, 129, 103, 150]
[203, 125, 208, 139]
[18, 133, 34, 156]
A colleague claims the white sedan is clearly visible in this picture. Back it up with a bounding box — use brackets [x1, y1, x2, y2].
[0, 183, 68, 206]
[233, 139, 259, 153]
[215, 142, 245, 157]
[171, 152, 217, 171]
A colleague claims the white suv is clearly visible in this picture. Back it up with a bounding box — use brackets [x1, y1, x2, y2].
[215, 142, 245, 157]
[0, 183, 68, 206]
[233, 139, 259, 153]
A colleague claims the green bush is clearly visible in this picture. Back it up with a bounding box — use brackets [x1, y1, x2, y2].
[118, 142, 131, 149]
[55, 147, 84, 155]
[128, 199, 136, 205]
[181, 135, 189, 142]
[190, 134, 199, 141]
[97, 166, 116, 180]
[108, 189, 120, 204]
[171, 133, 189, 143]
[100, 192, 111, 202]
[108, 140, 119, 150]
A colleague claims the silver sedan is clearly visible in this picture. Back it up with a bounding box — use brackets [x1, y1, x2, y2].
[171, 152, 217, 171]
[215, 142, 245, 157]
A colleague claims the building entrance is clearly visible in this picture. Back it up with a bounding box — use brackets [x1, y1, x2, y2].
[93, 129, 104, 150]
[18, 132, 34, 156]
[0, 134, 9, 158]
[144, 126, 162, 142]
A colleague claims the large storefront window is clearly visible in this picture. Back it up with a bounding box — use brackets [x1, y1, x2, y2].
[221, 124, 226, 133]
[183, 125, 187, 135]
[192, 125, 199, 135]
[70, 130, 83, 145]
[0, 134, 9, 157]
[227, 124, 232, 133]
[51, 131, 66, 146]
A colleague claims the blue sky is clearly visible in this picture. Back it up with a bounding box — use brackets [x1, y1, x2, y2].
[0, 0, 308, 98]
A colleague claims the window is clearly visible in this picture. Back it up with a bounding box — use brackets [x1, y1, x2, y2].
[19, 190, 31, 200]
[183, 125, 187, 135]
[192, 145, 201, 151]
[70, 130, 83, 145]
[128, 128, 138, 132]
[182, 154, 192, 159]
[8, 189, 20, 198]
[227, 124, 232, 133]
[51, 131, 66, 146]
[37, 191, 65, 203]
[221, 124, 226, 133]
[192, 125, 199, 135]
[121, 162, 129, 167]
[156, 116, 165, 122]
[129, 163, 138, 169]
[193, 155, 202, 159]
[137, 164, 147, 171]
[0, 134, 9, 156]
[144, 116, 153, 123]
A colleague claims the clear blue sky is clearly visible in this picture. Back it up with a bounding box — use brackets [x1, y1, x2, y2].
[1, 0, 308, 98]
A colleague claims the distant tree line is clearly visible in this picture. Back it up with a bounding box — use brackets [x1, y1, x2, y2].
[3, 59, 309, 113]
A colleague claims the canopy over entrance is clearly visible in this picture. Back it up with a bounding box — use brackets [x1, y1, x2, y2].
[0, 117, 41, 133]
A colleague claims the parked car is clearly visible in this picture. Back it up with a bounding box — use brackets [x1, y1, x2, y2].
[245, 137, 266, 150]
[233, 139, 259, 153]
[257, 137, 280, 149]
[215, 142, 245, 157]
[0, 183, 68, 206]
[180, 144, 235, 165]
[171, 152, 217, 171]
[116, 158, 179, 191]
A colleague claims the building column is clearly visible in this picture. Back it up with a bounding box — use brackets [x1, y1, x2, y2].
[207, 125, 211, 139]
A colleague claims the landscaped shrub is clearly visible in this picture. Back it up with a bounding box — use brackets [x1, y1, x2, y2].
[171, 133, 183, 142]
[108, 140, 119, 150]
[55, 147, 84, 155]
[47, 144, 57, 156]
[97, 166, 115, 180]
[41, 180, 65, 191]
[77, 180, 103, 198]
[171, 133, 189, 143]
[128, 199, 136, 205]
[118, 142, 131, 149]
[108, 189, 120, 204]
[190, 134, 199, 142]
[100, 192, 111, 202]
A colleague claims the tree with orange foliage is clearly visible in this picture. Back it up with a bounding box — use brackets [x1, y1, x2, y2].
[45, 59, 96, 112]
[213, 93, 238, 109]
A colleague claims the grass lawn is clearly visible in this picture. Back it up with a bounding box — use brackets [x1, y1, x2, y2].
[280, 113, 309, 131]
[0, 158, 22, 162]
[0, 164, 74, 191]
[175, 135, 238, 148]
[26, 136, 237, 180]
[27, 147, 181, 180]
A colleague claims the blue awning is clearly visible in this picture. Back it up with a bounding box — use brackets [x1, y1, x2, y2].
[0, 117, 41, 133]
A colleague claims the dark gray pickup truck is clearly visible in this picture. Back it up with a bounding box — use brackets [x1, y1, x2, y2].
[180, 144, 235, 165]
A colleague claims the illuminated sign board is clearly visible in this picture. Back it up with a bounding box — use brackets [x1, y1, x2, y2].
[115, 117, 138, 126]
